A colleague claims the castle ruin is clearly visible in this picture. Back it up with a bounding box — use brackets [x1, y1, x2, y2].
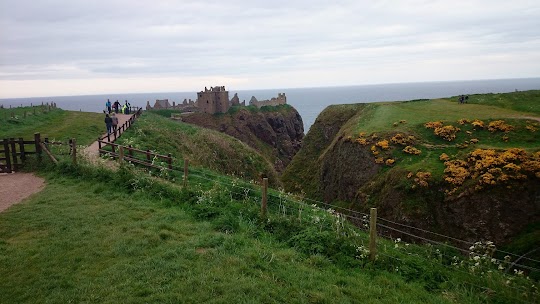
[146, 86, 286, 114]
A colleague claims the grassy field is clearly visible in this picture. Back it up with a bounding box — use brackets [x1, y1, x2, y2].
[1, 161, 536, 303]
[0, 166, 444, 303]
[0, 107, 104, 146]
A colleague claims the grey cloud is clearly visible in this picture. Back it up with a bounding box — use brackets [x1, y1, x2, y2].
[1, 0, 539, 87]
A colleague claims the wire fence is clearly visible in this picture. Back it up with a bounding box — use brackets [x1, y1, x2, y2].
[37, 134, 540, 303]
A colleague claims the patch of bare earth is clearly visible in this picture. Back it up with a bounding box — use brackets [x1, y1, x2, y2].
[0, 172, 45, 213]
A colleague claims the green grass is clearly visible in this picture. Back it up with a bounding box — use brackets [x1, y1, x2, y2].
[355, 99, 534, 135]
[116, 111, 280, 186]
[457, 90, 540, 115]
[1, 161, 536, 303]
[0, 166, 436, 303]
[0, 107, 104, 146]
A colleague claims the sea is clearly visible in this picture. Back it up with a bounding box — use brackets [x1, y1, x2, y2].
[2, 78, 540, 132]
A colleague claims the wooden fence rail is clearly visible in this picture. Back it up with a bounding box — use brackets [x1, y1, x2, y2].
[98, 141, 173, 170]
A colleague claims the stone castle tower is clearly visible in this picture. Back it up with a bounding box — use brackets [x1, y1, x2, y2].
[196, 86, 230, 114]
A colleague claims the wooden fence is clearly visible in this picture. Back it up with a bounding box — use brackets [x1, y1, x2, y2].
[97, 141, 173, 170]
[1, 108, 142, 173]
[0, 134, 42, 173]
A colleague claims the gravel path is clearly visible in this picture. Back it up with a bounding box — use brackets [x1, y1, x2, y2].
[84, 113, 134, 158]
[0, 172, 45, 213]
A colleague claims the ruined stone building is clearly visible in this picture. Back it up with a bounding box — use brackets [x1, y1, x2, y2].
[197, 86, 230, 114]
[145, 86, 287, 114]
[249, 93, 287, 108]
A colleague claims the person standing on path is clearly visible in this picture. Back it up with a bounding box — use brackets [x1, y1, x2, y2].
[104, 114, 113, 134]
[106, 99, 112, 114]
[124, 100, 131, 114]
[111, 113, 119, 134]
[113, 100, 121, 114]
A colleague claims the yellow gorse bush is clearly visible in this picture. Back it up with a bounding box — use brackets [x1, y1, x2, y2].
[471, 120, 485, 128]
[403, 146, 421, 155]
[376, 139, 390, 150]
[442, 148, 540, 194]
[487, 120, 514, 133]
[424, 121, 444, 129]
[434, 125, 460, 141]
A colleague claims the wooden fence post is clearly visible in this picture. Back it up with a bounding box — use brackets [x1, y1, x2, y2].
[34, 133, 42, 159]
[128, 145, 133, 158]
[183, 159, 189, 187]
[261, 178, 268, 219]
[71, 138, 77, 165]
[118, 145, 124, 164]
[18, 138, 26, 161]
[3, 139, 12, 173]
[146, 150, 151, 162]
[369, 208, 378, 261]
[10, 138, 17, 171]
[167, 153, 172, 170]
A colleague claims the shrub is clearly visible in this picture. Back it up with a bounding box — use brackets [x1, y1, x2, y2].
[488, 120, 514, 133]
[390, 133, 414, 146]
[471, 119, 484, 128]
[376, 139, 390, 150]
[403, 146, 421, 155]
[424, 121, 444, 129]
[439, 153, 450, 161]
[413, 172, 431, 188]
[434, 125, 460, 141]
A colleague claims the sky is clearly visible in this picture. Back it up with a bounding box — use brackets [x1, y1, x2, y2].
[1, 0, 539, 98]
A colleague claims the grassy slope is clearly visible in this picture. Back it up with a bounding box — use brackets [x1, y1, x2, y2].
[0, 171, 453, 304]
[352, 94, 540, 177]
[0, 107, 104, 146]
[152, 104, 299, 169]
[115, 112, 280, 186]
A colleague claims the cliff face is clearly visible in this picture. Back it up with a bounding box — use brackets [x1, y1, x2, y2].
[317, 140, 540, 245]
[180, 105, 304, 173]
[283, 102, 540, 246]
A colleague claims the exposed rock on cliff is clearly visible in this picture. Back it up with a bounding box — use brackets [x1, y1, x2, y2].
[283, 95, 540, 247]
[179, 105, 304, 173]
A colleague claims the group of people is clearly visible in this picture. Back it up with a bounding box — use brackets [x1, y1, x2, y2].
[105, 99, 131, 114]
[104, 99, 132, 134]
[104, 113, 119, 134]
[459, 95, 469, 104]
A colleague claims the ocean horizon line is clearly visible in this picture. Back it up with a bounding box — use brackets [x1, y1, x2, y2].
[1, 76, 539, 101]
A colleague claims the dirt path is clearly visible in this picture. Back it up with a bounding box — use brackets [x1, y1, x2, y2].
[83, 113, 133, 162]
[0, 172, 45, 213]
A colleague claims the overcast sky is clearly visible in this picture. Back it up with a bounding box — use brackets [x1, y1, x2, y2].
[1, 0, 539, 98]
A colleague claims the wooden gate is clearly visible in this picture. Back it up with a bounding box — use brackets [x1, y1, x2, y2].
[0, 138, 12, 173]
[0, 135, 41, 173]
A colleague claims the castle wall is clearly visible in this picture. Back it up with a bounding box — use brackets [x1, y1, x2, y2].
[145, 87, 284, 114]
[249, 93, 287, 108]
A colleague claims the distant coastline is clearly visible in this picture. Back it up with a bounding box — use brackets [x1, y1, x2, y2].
[2, 77, 540, 131]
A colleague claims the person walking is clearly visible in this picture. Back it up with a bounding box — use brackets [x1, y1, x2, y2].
[111, 113, 119, 134]
[104, 114, 113, 134]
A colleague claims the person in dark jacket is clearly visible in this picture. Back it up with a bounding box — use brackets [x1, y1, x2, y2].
[104, 114, 113, 134]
